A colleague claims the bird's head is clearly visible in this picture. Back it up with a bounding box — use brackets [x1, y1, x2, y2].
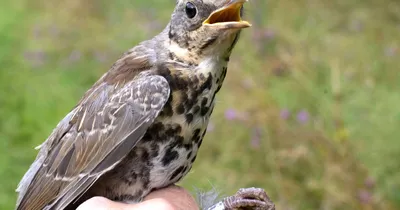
[167, 0, 251, 60]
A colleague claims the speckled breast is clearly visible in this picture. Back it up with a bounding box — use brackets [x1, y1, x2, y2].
[142, 70, 218, 189]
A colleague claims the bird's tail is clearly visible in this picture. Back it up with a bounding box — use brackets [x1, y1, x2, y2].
[194, 187, 225, 210]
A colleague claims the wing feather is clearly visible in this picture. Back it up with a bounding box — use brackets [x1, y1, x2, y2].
[16, 73, 170, 210]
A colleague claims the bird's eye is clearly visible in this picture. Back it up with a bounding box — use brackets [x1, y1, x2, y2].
[185, 2, 197, 19]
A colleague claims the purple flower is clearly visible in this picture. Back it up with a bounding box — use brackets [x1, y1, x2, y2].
[94, 51, 109, 63]
[296, 110, 309, 124]
[68, 50, 82, 63]
[358, 189, 372, 204]
[48, 25, 60, 37]
[252, 28, 276, 42]
[384, 46, 398, 57]
[280, 109, 290, 120]
[24, 50, 46, 67]
[349, 19, 363, 32]
[225, 109, 237, 120]
[250, 127, 262, 149]
[263, 29, 276, 40]
[32, 24, 41, 39]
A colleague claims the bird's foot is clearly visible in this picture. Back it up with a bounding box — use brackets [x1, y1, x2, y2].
[207, 187, 275, 210]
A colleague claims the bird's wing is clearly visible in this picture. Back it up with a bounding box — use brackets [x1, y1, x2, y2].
[16, 70, 170, 210]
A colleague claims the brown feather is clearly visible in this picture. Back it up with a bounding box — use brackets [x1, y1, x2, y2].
[16, 45, 171, 210]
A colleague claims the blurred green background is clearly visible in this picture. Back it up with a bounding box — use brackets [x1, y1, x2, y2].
[1, 0, 399, 209]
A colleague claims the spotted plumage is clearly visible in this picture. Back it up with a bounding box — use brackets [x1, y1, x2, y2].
[15, 1, 273, 210]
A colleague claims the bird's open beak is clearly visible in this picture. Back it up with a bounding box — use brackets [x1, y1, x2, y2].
[203, 0, 251, 29]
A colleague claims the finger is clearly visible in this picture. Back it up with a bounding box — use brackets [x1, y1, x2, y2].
[77, 196, 175, 210]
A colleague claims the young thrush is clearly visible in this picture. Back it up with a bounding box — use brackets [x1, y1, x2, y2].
[16, 0, 274, 209]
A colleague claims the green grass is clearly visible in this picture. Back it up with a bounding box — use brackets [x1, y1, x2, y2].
[0, 0, 399, 209]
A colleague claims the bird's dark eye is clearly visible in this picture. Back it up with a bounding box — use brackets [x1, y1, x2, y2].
[185, 2, 197, 19]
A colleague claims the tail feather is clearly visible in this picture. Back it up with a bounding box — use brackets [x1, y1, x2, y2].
[194, 187, 224, 210]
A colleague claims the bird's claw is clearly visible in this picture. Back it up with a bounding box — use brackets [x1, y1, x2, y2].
[234, 187, 272, 204]
[207, 187, 275, 210]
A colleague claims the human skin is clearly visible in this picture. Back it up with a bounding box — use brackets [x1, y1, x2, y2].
[76, 185, 199, 210]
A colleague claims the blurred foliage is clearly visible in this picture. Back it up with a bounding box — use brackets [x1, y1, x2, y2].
[0, 0, 399, 209]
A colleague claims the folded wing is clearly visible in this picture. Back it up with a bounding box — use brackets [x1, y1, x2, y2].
[16, 73, 170, 210]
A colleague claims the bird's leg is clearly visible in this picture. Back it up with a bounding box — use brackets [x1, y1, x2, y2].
[206, 187, 275, 210]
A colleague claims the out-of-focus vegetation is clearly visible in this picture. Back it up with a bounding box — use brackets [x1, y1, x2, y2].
[1, 0, 399, 209]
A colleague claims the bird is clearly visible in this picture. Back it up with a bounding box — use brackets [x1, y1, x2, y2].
[15, 0, 274, 209]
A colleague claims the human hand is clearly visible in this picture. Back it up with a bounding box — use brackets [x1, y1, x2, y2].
[77, 185, 199, 210]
